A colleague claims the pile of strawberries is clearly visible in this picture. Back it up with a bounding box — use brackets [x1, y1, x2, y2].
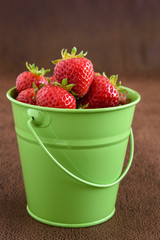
[16, 47, 129, 109]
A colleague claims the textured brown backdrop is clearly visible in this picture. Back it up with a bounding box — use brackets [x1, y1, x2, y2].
[0, 0, 160, 239]
[0, 0, 160, 77]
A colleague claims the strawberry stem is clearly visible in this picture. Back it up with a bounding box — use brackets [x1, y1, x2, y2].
[32, 82, 39, 94]
[103, 72, 128, 96]
[52, 47, 88, 65]
[71, 47, 77, 56]
[52, 78, 76, 92]
[78, 103, 89, 109]
[102, 72, 108, 79]
[62, 78, 68, 86]
[46, 77, 51, 83]
[71, 91, 79, 97]
[26, 62, 50, 76]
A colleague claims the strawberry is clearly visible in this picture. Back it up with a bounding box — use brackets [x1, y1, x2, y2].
[16, 88, 36, 105]
[52, 47, 94, 98]
[16, 62, 50, 93]
[79, 73, 120, 108]
[50, 75, 57, 83]
[119, 92, 131, 105]
[36, 85, 76, 109]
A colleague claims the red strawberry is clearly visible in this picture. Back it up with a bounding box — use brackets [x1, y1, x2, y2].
[52, 47, 94, 98]
[16, 62, 50, 93]
[119, 92, 131, 105]
[36, 85, 76, 109]
[79, 73, 119, 108]
[50, 75, 57, 83]
[16, 88, 36, 105]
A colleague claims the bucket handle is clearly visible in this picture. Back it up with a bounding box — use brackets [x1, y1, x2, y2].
[27, 117, 134, 188]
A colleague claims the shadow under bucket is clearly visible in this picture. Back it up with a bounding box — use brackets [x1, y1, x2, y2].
[7, 86, 140, 227]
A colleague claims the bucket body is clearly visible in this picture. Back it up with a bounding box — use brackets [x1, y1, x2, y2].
[7, 86, 140, 227]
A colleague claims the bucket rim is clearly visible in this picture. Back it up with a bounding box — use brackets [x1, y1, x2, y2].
[6, 86, 140, 113]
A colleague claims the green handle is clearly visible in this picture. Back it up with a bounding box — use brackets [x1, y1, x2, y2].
[27, 117, 134, 188]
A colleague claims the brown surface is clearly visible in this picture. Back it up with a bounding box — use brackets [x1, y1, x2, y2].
[1, 76, 160, 239]
[1, 0, 160, 239]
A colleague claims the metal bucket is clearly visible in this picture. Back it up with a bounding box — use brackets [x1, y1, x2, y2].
[7, 86, 140, 227]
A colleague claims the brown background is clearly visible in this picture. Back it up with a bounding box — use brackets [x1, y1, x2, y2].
[0, 0, 160, 77]
[0, 0, 160, 239]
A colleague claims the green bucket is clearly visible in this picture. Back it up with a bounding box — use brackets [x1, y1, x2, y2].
[7, 86, 140, 227]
